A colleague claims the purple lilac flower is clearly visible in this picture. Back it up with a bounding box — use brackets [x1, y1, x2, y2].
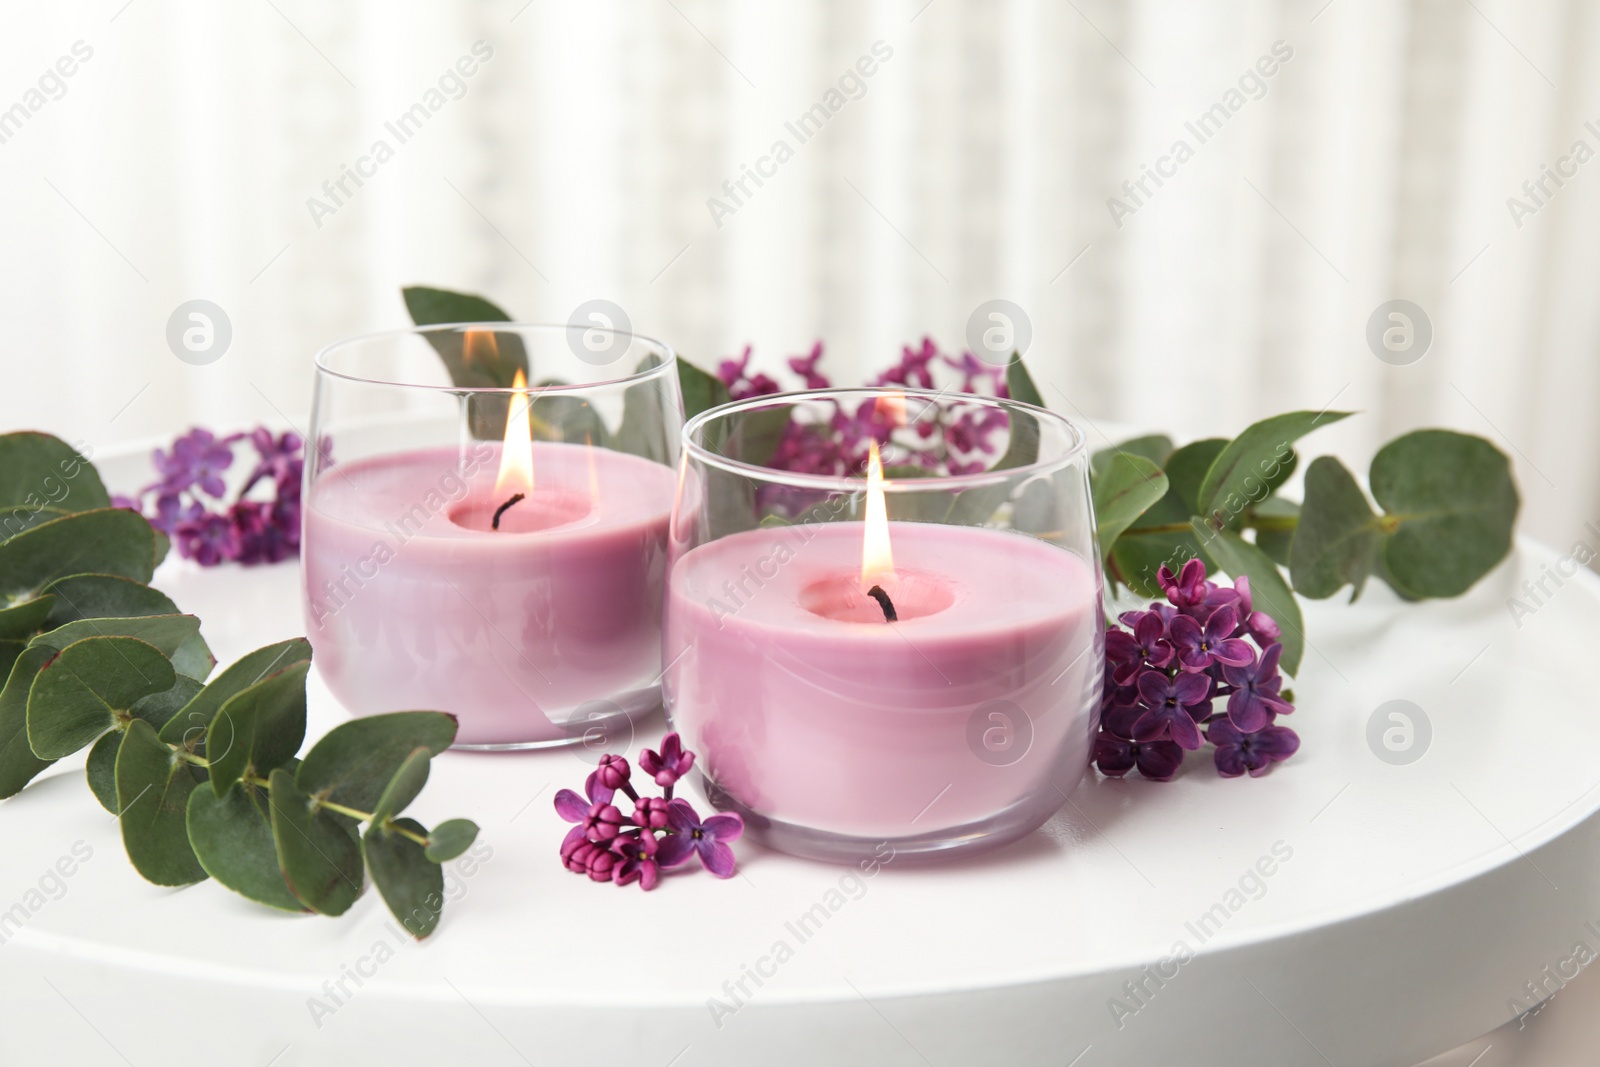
[1169, 605, 1254, 672]
[173, 512, 239, 566]
[150, 492, 203, 535]
[240, 428, 304, 496]
[717, 345, 782, 401]
[152, 428, 236, 498]
[786, 342, 831, 389]
[639, 732, 696, 789]
[1094, 706, 1184, 780]
[1221, 643, 1293, 732]
[1104, 610, 1174, 684]
[595, 754, 631, 791]
[1234, 576, 1283, 647]
[614, 833, 660, 890]
[554, 774, 620, 844]
[1207, 719, 1300, 778]
[656, 799, 743, 878]
[1132, 669, 1212, 750]
[231, 501, 298, 565]
[633, 796, 670, 830]
[582, 844, 619, 882]
[1157, 559, 1209, 612]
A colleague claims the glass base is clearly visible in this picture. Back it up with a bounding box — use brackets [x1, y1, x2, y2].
[448, 686, 660, 752]
[700, 775, 1069, 866]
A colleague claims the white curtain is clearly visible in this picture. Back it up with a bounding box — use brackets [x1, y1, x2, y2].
[2, 0, 1595, 553]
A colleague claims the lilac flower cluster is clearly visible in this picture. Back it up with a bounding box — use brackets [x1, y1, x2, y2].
[716, 338, 1012, 480]
[554, 733, 743, 889]
[112, 427, 304, 566]
[1095, 559, 1301, 781]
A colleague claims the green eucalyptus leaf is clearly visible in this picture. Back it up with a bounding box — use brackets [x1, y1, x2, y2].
[1197, 411, 1349, 521]
[0, 433, 110, 517]
[27, 636, 175, 759]
[0, 646, 56, 799]
[363, 817, 446, 939]
[151, 527, 171, 569]
[86, 729, 121, 813]
[187, 781, 306, 912]
[0, 506, 72, 542]
[1249, 497, 1300, 566]
[0, 508, 156, 601]
[1165, 438, 1229, 514]
[1092, 453, 1169, 551]
[401, 287, 528, 389]
[1005, 354, 1044, 408]
[116, 718, 207, 886]
[1109, 466, 1215, 599]
[425, 819, 480, 863]
[1289, 456, 1380, 600]
[159, 638, 312, 749]
[170, 631, 216, 682]
[1191, 522, 1306, 676]
[677, 356, 732, 421]
[370, 746, 431, 825]
[0, 596, 55, 641]
[296, 711, 458, 816]
[31, 614, 201, 658]
[267, 767, 364, 916]
[721, 406, 792, 469]
[207, 660, 311, 797]
[528, 391, 611, 449]
[1370, 429, 1519, 599]
[1091, 435, 1174, 478]
[41, 573, 177, 627]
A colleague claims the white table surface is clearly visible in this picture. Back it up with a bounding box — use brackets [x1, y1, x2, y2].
[1, 448, 1596, 1066]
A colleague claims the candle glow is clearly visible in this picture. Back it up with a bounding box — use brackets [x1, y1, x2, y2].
[495, 366, 535, 498]
[861, 439, 896, 587]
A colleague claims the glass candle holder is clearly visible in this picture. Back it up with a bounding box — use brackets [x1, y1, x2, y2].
[305, 323, 681, 750]
[663, 387, 1105, 863]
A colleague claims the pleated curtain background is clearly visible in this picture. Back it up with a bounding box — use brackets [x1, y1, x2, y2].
[2, 0, 1596, 557]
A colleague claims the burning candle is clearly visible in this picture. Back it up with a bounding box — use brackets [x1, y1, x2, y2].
[663, 390, 1104, 860]
[303, 326, 681, 749]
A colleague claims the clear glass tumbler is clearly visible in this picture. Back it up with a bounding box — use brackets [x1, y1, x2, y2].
[663, 387, 1105, 862]
[305, 323, 681, 749]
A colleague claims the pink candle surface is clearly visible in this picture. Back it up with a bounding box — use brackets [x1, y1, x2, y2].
[663, 522, 1102, 838]
[304, 442, 675, 746]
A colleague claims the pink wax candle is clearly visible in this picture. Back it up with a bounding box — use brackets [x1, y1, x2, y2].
[303, 440, 675, 747]
[662, 519, 1102, 840]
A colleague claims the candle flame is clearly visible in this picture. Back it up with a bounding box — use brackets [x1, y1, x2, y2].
[861, 440, 895, 586]
[494, 367, 535, 497]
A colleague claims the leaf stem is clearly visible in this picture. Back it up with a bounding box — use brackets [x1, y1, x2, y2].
[317, 798, 377, 823]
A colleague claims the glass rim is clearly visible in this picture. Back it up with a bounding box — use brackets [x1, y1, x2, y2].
[312, 322, 678, 395]
[681, 387, 1088, 492]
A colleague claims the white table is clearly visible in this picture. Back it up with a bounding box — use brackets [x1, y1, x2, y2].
[1, 449, 1594, 1066]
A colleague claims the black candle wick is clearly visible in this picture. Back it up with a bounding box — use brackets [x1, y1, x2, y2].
[492, 492, 526, 531]
[866, 584, 898, 623]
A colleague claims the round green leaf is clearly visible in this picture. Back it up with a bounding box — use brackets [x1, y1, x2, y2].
[1370, 429, 1520, 598]
[425, 819, 480, 863]
[86, 729, 121, 813]
[1289, 456, 1380, 600]
[158, 638, 312, 748]
[116, 718, 207, 886]
[0, 509, 156, 601]
[267, 767, 364, 916]
[207, 660, 310, 797]
[27, 636, 176, 759]
[296, 712, 457, 815]
[0, 596, 56, 641]
[40, 573, 178, 628]
[0, 433, 110, 516]
[1092, 452, 1170, 551]
[370, 746, 431, 825]
[363, 818, 446, 939]
[31, 614, 201, 658]
[188, 782, 306, 913]
[1197, 411, 1349, 520]
[0, 646, 57, 799]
